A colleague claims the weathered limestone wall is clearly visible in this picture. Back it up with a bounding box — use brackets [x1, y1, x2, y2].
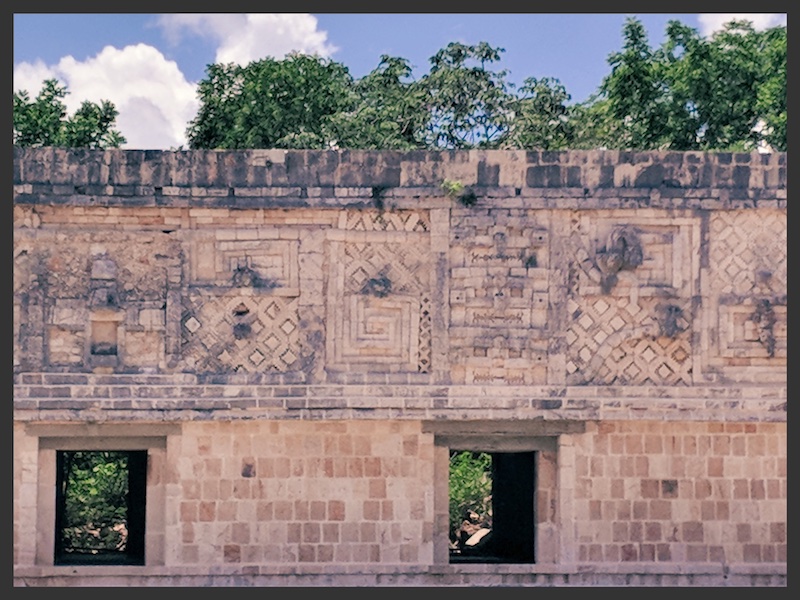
[13, 419, 785, 586]
[14, 147, 787, 388]
[572, 421, 786, 564]
[167, 420, 434, 566]
[13, 147, 786, 586]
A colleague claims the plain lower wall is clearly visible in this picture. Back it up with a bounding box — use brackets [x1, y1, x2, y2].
[14, 418, 786, 584]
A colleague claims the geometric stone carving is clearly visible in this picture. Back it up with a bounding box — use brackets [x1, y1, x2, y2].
[566, 215, 697, 385]
[190, 236, 300, 294]
[181, 290, 300, 373]
[717, 296, 787, 359]
[565, 296, 692, 386]
[341, 242, 428, 295]
[88, 254, 123, 368]
[464, 342, 548, 386]
[326, 238, 431, 373]
[449, 212, 551, 385]
[456, 227, 549, 330]
[418, 294, 432, 373]
[575, 217, 695, 298]
[706, 210, 787, 372]
[709, 210, 787, 297]
[22, 235, 176, 371]
[344, 210, 429, 232]
[330, 294, 421, 371]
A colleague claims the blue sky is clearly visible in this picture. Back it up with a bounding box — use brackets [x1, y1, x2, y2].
[13, 13, 787, 150]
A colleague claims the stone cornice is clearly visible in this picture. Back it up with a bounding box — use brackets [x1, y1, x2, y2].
[13, 147, 785, 210]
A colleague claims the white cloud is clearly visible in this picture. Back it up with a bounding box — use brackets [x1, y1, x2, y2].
[156, 13, 337, 65]
[12, 14, 336, 149]
[12, 60, 57, 96]
[698, 13, 787, 36]
[13, 44, 199, 150]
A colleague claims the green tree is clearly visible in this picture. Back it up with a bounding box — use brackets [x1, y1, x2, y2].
[755, 24, 786, 151]
[568, 95, 618, 150]
[419, 42, 515, 149]
[662, 19, 767, 151]
[449, 451, 492, 539]
[590, 16, 787, 152]
[329, 55, 427, 150]
[186, 53, 356, 149]
[14, 79, 126, 148]
[60, 451, 129, 553]
[187, 43, 519, 151]
[597, 17, 670, 150]
[182, 21, 784, 153]
[504, 76, 575, 150]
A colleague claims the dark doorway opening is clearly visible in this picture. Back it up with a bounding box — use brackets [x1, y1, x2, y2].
[54, 450, 147, 566]
[449, 450, 536, 564]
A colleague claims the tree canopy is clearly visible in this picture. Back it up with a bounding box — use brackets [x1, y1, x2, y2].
[14, 79, 126, 149]
[185, 52, 356, 149]
[13, 17, 786, 152]
[595, 17, 787, 151]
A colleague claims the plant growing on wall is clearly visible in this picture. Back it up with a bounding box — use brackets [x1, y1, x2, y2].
[441, 179, 478, 207]
[441, 178, 465, 198]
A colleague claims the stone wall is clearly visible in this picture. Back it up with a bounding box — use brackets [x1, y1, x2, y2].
[572, 421, 786, 565]
[13, 147, 786, 586]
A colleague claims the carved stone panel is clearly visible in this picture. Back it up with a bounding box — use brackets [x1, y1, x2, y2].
[703, 210, 787, 377]
[565, 295, 692, 386]
[343, 210, 430, 232]
[16, 233, 174, 371]
[449, 209, 551, 385]
[189, 232, 300, 295]
[709, 210, 787, 298]
[717, 297, 786, 359]
[565, 214, 698, 386]
[181, 289, 301, 373]
[576, 217, 694, 298]
[326, 237, 432, 374]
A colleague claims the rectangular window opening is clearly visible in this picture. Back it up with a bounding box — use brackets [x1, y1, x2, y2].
[448, 449, 536, 564]
[54, 450, 147, 566]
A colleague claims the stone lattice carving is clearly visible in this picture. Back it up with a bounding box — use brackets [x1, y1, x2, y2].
[709, 210, 786, 297]
[708, 210, 786, 364]
[180, 232, 305, 373]
[565, 296, 692, 386]
[181, 291, 300, 373]
[342, 242, 428, 295]
[327, 240, 431, 373]
[565, 215, 696, 386]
